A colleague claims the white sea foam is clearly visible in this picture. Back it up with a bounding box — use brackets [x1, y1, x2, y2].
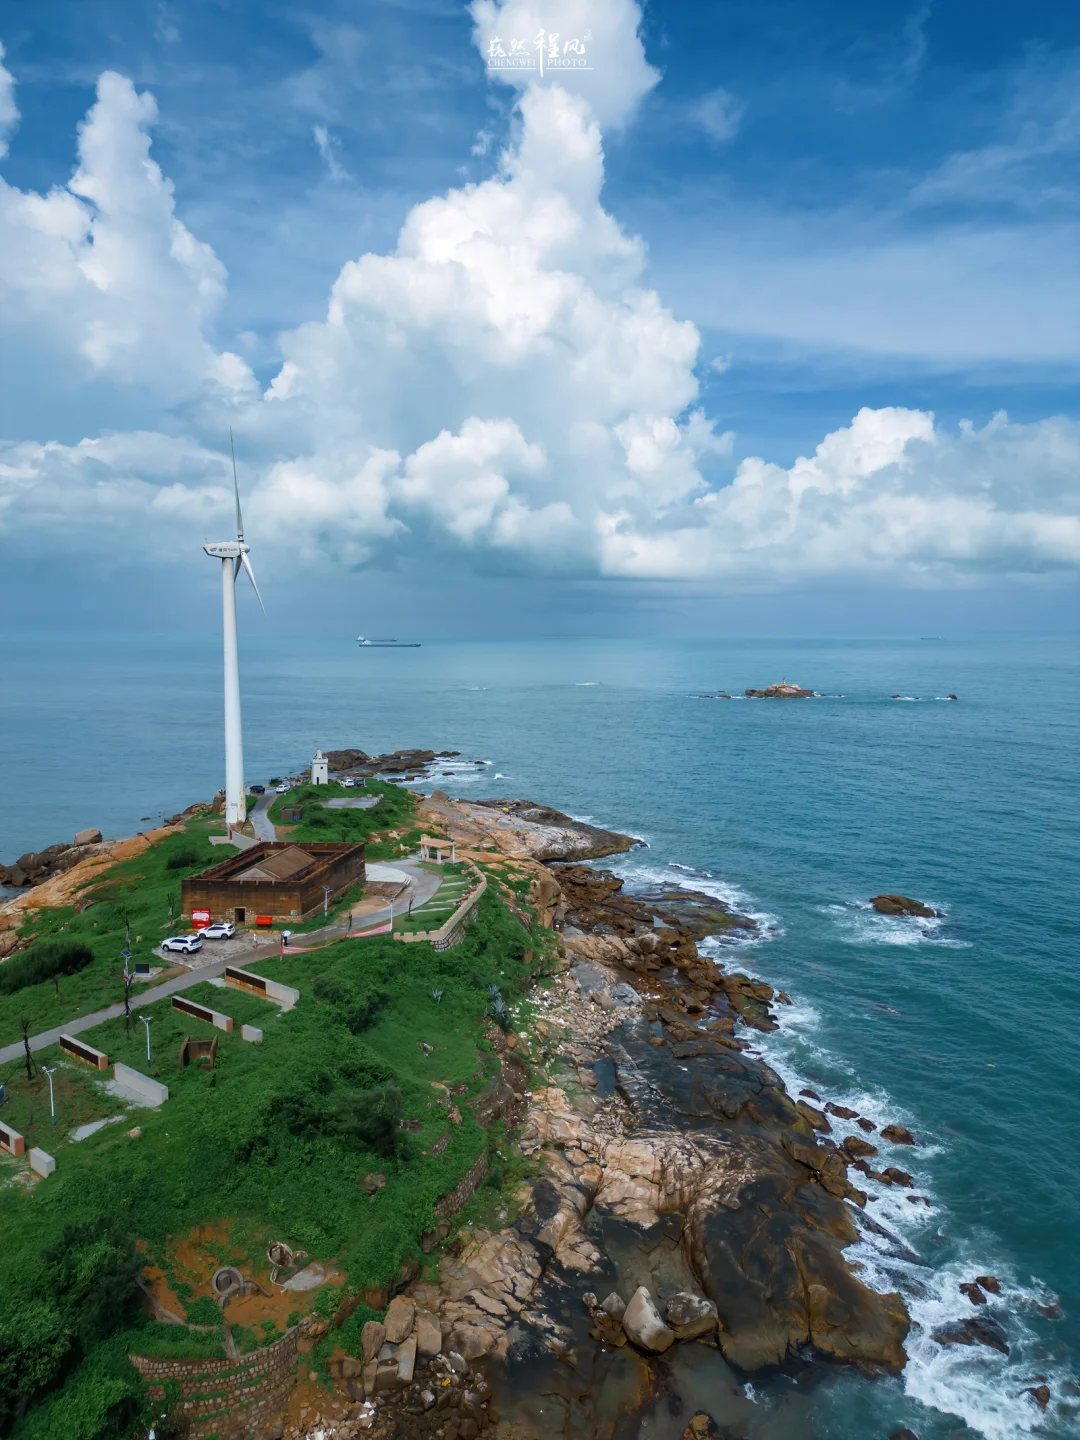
[610, 855, 783, 944]
[575, 682, 600, 686]
[826, 901, 972, 950]
[729, 949, 1070, 1438]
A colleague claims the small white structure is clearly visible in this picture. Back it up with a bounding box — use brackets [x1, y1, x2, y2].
[29, 1148, 56, 1178]
[311, 749, 329, 785]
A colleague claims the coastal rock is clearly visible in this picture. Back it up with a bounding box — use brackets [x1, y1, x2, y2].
[959, 1282, 987, 1306]
[414, 1310, 442, 1357]
[931, 1315, 1009, 1354]
[974, 1274, 1001, 1294]
[889, 1431, 920, 1440]
[881, 1167, 913, 1187]
[869, 895, 937, 918]
[796, 1101, 832, 1133]
[664, 1291, 718, 1341]
[744, 680, 814, 698]
[881, 1124, 916, 1146]
[825, 1103, 859, 1120]
[842, 1136, 878, 1159]
[1024, 1384, 1051, 1410]
[622, 1287, 676, 1352]
[74, 827, 103, 846]
[361, 1322, 386, 1364]
[682, 1415, 722, 1440]
[384, 1296, 415, 1344]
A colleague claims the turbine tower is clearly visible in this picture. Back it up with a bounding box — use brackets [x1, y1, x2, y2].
[204, 433, 264, 828]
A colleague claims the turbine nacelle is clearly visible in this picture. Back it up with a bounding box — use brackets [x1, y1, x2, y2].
[203, 541, 246, 559]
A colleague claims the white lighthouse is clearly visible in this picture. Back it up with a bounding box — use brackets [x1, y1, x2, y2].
[311, 749, 329, 785]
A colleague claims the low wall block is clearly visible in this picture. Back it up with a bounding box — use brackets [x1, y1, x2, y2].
[172, 994, 234, 1032]
[113, 1062, 169, 1107]
[60, 1033, 108, 1070]
[0, 1121, 25, 1157]
[240, 1025, 263, 1043]
[224, 965, 299, 1012]
[29, 1147, 55, 1178]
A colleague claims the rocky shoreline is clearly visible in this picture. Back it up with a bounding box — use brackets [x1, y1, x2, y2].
[312, 792, 926, 1440]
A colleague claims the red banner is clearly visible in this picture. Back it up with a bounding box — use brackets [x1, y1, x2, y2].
[255, 915, 273, 929]
[191, 909, 211, 930]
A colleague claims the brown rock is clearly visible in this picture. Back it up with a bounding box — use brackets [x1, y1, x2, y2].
[414, 1310, 442, 1357]
[796, 1101, 832, 1133]
[664, 1292, 718, 1341]
[869, 894, 936, 917]
[799, 1088, 822, 1102]
[842, 1135, 878, 1159]
[974, 1274, 1001, 1294]
[889, 1431, 920, 1440]
[396, 1335, 417, 1384]
[361, 1172, 388, 1194]
[825, 1103, 859, 1120]
[74, 827, 103, 846]
[361, 1321, 386, 1364]
[881, 1124, 916, 1145]
[1024, 1384, 1050, 1410]
[384, 1295, 415, 1344]
[857, 1117, 877, 1133]
[959, 1282, 987, 1306]
[881, 1167, 913, 1187]
[682, 1415, 721, 1440]
[340, 1355, 362, 1379]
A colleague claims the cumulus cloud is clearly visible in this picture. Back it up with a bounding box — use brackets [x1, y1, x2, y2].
[0, 66, 255, 411]
[470, 0, 659, 129]
[0, 0, 1077, 598]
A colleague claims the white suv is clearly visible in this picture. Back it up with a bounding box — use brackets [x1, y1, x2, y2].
[162, 935, 203, 955]
[202, 922, 235, 940]
[342, 777, 355, 788]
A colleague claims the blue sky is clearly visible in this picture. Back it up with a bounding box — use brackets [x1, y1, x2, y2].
[1, 0, 1077, 634]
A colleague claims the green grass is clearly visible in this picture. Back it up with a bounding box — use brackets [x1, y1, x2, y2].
[0, 878, 541, 1436]
[267, 777, 414, 842]
[394, 870, 478, 934]
[0, 821, 228, 1048]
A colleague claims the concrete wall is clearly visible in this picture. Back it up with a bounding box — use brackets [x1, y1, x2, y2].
[29, 1148, 55, 1177]
[224, 965, 299, 1012]
[240, 1024, 263, 1043]
[171, 995, 234, 1032]
[395, 863, 487, 949]
[113, 1062, 169, 1107]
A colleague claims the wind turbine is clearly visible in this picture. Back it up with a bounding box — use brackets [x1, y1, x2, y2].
[204, 432, 264, 828]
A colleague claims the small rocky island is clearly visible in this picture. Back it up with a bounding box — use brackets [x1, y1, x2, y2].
[745, 679, 815, 698]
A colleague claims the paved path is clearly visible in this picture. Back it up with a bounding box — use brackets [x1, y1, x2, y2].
[250, 791, 278, 842]
[0, 860, 446, 1065]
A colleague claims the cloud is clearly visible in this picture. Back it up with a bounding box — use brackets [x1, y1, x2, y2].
[0, 0, 1077, 600]
[0, 68, 256, 414]
[313, 124, 349, 181]
[692, 88, 744, 143]
[470, 0, 659, 129]
[0, 42, 17, 158]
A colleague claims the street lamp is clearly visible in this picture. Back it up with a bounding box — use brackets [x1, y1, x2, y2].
[323, 883, 332, 917]
[42, 1066, 56, 1127]
[140, 1015, 153, 1066]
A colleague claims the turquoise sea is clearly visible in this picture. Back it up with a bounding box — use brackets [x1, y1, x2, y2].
[1, 633, 1078, 1439]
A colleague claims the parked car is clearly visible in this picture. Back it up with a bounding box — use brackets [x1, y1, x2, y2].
[250, 784, 265, 795]
[275, 783, 290, 794]
[342, 776, 355, 788]
[161, 935, 203, 955]
[202, 921, 235, 940]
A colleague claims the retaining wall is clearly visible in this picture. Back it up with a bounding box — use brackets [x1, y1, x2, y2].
[395, 863, 487, 949]
[172, 994, 234, 1032]
[130, 1325, 299, 1439]
[0, 1120, 24, 1157]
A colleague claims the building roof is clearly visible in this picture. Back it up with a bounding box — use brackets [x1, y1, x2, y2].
[235, 845, 316, 884]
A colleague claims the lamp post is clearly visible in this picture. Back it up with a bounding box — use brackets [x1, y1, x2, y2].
[140, 1015, 153, 1066]
[42, 1065, 56, 1127]
[323, 884, 331, 917]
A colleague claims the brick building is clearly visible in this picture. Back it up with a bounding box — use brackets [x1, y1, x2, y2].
[182, 841, 365, 923]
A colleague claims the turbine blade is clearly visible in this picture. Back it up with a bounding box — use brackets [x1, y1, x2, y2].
[230, 428, 244, 541]
[234, 554, 242, 580]
[241, 549, 266, 614]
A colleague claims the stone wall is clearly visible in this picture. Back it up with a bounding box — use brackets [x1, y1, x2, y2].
[434, 1149, 489, 1220]
[130, 1325, 299, 1439]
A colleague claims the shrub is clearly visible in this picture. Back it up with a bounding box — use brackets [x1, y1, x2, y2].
[182, 1296, 220, 1327]
[164, 846, 200, 872]
[0, 939, 94, 996]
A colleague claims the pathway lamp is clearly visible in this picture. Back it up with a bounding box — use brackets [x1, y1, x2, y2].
[42, 1065, 56, 1127]
[140, 1014, 153, 1066]
[323, 883, 332, 917]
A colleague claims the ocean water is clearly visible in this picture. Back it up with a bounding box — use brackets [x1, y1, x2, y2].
[1, 632, 1078, 1438]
